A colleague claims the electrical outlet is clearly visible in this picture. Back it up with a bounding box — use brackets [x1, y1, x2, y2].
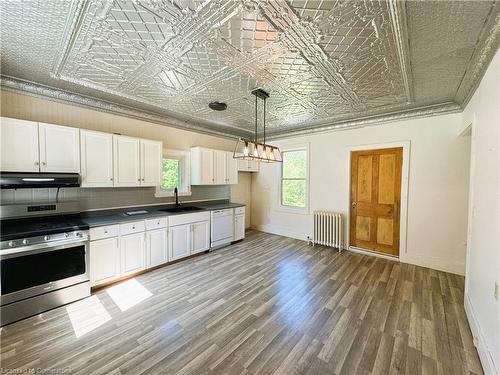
[495, 282, 499, 301]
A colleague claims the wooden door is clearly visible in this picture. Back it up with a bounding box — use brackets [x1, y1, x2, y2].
[350, 147, 402, 256]
[80, 130, 114, 187]
[113, 135, 140, 187]
[0, 117, 40, 172]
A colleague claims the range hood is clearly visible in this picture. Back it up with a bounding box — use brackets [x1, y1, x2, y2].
[0, 172, 81, 189]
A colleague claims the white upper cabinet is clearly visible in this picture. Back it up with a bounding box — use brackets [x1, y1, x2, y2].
[191, 147, 238, 185]
[80, 130, 113, 187]
[140, 139, 162, 186]
[191, 147, 214, 185]
[0, 118, 40, 172]
[237, 159, 259, 172]
[214, 150, 227, 185]
[113, 135, 140, 187]
[38, 123, 80, 173]
[226, 151, 238, 184]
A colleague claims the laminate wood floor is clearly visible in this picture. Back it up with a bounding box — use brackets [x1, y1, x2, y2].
[1, 231, 482, 375]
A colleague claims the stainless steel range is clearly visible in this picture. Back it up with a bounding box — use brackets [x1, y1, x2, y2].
[0, 202, 90, 326]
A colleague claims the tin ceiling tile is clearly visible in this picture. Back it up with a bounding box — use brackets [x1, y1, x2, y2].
[0, 0, 498, 138]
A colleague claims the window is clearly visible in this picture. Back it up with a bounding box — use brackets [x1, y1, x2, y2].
[280, 147, 308, 210]
[155, 150, 191, 197]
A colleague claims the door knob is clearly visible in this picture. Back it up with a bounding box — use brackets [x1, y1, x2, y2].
[352, 201, 357, 209]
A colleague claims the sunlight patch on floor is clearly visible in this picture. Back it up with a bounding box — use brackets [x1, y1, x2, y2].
[66, 295, 111, 338]
[106, 278, 153, 312]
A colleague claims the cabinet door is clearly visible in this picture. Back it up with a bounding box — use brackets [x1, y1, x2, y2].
[169, 224, 190, 260]
[141, 139, 162, 186]
[226, 152, 238, 184]
[120, 232, 146, 276]
[39, 123, 80, 173]
[247, 160, 259, 172]
[234, 214, 245, 241]
[191, 221, 210, 254]
[0, 117, 39, 172]
[146, 228, 168, 268]
[237, 159, 248, 172]
[214, 150, 227, 185]
[90, 237, 120, 286]
[80, 130, 113, 187]
[200, 148, 214, 184]
[113, 135, 140, 187]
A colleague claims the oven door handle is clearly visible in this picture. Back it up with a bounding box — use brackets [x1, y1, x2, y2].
[0, 239, 88, 259]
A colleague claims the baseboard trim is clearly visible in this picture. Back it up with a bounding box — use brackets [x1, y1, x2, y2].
[252, 224, 307, 241]
[348, 246, 399, 261]
[401, 253, 465, 276]
[464, 292, 497, 375]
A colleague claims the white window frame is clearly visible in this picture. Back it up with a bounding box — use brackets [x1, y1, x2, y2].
[278, 144, 310, 214]
[155, 149, 192, 198]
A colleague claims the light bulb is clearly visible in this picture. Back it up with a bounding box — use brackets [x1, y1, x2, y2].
[243, 141, 249, 156]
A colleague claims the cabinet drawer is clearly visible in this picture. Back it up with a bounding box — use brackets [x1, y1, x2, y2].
[90, 224, 119, 240]
[145, 217, 168, 230]
[169, 211, 210, 226]
[234, 206, 245, 215]
[119, 220, 145, 235]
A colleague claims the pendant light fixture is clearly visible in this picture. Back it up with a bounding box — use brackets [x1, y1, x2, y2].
[233, 88, 282, 163]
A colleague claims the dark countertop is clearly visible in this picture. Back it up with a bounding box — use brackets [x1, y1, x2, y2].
[81, 200, 245, 227]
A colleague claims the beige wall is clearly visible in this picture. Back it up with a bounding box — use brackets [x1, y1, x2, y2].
[230, 172, 252, 228]
[0, 90, 252, 213]
[252, 112, 470, 275]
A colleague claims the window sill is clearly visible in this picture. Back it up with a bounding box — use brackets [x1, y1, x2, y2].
[154, 190, 192, 198]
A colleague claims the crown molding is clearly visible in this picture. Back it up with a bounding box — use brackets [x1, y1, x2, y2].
[266, 102, 462, 140]
[455, 1, 500, 108]
[0, 76, 250, 140]
[1, 76, 464, 141]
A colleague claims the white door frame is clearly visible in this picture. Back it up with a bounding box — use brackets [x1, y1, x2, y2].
[460, 114, 476, 295]
[346, 141, 411, 259]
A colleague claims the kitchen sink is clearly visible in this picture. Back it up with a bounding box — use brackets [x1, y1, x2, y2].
[160, 206, 203, 213]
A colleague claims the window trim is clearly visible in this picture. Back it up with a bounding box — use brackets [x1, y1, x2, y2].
[277, 144, 310, 214]
[155, 149, 192, 198]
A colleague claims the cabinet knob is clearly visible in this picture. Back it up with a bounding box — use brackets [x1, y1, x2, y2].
[42, 162, 46, 166]
[110, 178, 113, 181]
[137, 178, 140, 181]
[142, 178, 145, 181]
[34, 161, 39, 166]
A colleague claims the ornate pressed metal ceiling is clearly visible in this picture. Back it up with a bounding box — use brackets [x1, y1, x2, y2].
[1, 0, 499, 139]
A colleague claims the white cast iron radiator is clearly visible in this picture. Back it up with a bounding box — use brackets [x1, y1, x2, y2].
[313, 211, 343, 251]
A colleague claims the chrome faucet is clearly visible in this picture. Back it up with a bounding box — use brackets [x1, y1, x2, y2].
[174, 187, 180, 208]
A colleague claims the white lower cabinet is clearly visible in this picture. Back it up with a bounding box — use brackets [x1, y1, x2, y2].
[146, 228, 168, 267]
[120, 232, 146, 276]
[90, 237, 120, 286]
[234, 214, 245, 241]
[90, 212, 211, 287]
[191, 221, 210, 254]
[169, 224, 191, 261]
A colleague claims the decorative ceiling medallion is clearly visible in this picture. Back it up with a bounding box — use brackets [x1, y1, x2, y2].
[0, 0, 499, 138]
